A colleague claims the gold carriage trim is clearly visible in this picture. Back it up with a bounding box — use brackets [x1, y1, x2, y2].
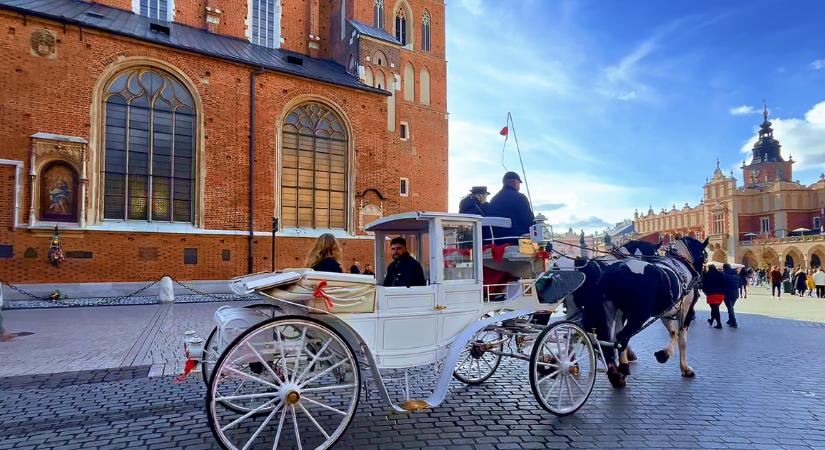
[399, 399, 430, 412]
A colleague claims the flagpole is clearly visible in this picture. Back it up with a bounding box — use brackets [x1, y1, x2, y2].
[507, 112, 533, 211]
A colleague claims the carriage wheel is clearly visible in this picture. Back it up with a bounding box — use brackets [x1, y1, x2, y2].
[529, 320, 596, 416]
[207, 316, 360, 450]
[452, 328, 504, 385]
[202, 304, 281, 386]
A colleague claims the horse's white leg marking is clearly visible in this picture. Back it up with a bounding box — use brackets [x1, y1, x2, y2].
[678, 292, 695, 376]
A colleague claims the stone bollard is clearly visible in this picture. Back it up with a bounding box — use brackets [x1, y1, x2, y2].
[158, 276, 175, 304]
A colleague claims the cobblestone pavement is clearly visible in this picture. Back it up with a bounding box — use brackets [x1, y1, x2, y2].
[1, 313, 824, 449]
[0, 301, 254, 377]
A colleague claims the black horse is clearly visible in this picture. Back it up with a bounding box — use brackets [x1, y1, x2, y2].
[571, 237, 708, 388]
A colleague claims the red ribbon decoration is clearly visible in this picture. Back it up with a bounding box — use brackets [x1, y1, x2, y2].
[313, 280, 334, 311]
[483, 243, 512, 262]
[534, 249, 551, 272]
[175, 358, 198, 384]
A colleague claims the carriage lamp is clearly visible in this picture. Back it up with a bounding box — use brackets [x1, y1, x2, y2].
[183, 331, 204, 361]
[531, 214, 552, 244]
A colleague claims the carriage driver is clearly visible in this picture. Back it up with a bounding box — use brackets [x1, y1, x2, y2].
[485, 172, 534, 245]
[458, 186, 490, 215]
[383, 237, 427, 287]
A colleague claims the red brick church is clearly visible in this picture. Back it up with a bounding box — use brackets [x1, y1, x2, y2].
[0, 0, 448, 283]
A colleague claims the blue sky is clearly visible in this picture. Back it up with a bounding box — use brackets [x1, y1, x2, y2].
[445, 0, 825, 233]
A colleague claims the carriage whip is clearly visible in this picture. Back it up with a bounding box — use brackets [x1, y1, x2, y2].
[500, 112, 533, 211]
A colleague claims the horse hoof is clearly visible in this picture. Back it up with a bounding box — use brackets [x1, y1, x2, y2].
[606, 366, 626, 388]
[682, 369, 696, 378]
[618, 363, 630, 377]
[654, 350, 669, 364]
[626, 349, 638, 362]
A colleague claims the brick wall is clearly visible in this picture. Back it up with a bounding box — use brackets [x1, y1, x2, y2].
[0, 9, 447, 283]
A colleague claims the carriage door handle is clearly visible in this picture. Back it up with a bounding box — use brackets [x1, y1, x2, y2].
[435, 304, 447, 311]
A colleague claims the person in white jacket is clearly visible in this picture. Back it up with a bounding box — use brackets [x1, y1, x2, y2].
[814, 268, 825, 298]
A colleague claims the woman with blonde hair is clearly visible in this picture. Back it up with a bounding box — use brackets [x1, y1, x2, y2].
[306, 233, 343, 273]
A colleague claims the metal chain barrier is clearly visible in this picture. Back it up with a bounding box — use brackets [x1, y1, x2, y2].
[1, 275, 254, 308]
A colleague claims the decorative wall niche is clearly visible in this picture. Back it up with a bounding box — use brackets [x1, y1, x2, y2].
[29, 133, 88, 227]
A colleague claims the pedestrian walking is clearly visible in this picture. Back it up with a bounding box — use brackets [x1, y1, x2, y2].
[703, 265, 725, 329]
[793, 267, 807, 298]
[722, 263, 739, 328]
[738, 267, 749, 298]
[806, 269, 816, 297]
[814, 267, 825, 298]
[770, 266, 783, 298]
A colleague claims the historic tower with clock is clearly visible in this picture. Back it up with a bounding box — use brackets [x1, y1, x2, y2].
[741, 104, 794, 186]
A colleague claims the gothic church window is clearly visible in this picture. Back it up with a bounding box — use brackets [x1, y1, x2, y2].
[281, 103, 349, 229]
[102, 67, 196, 222]
[421, 10, 431, 52]
[138, 0, 169, 21]
[251, 0, 281, 48]
[374, 0, 384, 29]
[395, 9, 407, 45]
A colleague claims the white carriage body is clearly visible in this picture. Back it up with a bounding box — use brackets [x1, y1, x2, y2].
[228, 212, 558, 370]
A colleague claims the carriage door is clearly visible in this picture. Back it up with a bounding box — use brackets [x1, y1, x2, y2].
[436, 220, 484, 345]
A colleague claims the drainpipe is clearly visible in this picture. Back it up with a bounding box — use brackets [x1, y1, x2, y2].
[247, 69, 263, 274]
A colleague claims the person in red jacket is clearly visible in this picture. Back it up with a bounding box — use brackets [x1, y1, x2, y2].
[702, 265, 725, 329]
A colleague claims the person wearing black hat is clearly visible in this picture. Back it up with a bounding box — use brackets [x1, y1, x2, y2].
[458, 186, 490, 216]
[485, 172, 534, 245]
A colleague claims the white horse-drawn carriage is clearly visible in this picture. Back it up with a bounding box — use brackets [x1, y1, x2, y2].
[185, 212, 606, 449]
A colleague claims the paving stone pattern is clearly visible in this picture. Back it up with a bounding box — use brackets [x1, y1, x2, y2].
[1, 313, 825, 449]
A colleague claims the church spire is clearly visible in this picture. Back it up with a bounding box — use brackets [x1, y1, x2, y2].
[762, 99, 768, 123]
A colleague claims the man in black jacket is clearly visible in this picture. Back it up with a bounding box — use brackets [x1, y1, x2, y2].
[485, 172, 534, 245]
[458, 186, 489, 215]
[383, 237, 427, 287]
[722, 263, 739, 328]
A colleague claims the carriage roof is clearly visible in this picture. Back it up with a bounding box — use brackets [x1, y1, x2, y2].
[365, 211, 511, 232]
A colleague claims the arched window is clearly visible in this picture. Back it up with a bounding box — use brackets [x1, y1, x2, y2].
[395, 9, 407, 45]
[102, 67, 196, 222]
[403, 63, 414, 101]
[281, 103, 349, 229]
[373, 0, 384, 29]
[363, 66, 374, 86]
[420, 67, 430, 106]
[372, 50, 387, 67]
[421, 10, 431, 52]
[347, 54, 356, 74]
[374, 69, 386, 90]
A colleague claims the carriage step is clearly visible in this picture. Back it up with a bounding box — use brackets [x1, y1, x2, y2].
[399, 399, 430, 412]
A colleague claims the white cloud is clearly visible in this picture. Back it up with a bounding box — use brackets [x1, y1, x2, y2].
[739, 101, 825, 173]
[730, 105, 760, 115]
[617, 91, 637, 101]
[809, 59, 825, 70]
[458, 0, 483, 15]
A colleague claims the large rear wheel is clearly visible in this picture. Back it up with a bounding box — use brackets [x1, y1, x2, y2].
[207, 316, 360, 449]
[529, 320, 596, 416]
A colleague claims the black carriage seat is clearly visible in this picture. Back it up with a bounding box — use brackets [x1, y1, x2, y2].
[536, 270, 586, 304]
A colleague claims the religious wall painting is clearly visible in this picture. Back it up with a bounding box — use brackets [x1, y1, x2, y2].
[39, 162, 78, 222]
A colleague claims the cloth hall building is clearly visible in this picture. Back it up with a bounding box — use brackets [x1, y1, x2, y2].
[0, 0, 448, 283]
[634, 108, 825, 270]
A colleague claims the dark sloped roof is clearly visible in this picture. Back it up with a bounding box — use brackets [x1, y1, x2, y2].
[349, 19, 402, 46]
[0, 0, 388, 95]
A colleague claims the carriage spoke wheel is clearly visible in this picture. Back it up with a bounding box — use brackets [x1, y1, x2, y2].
[453, 328, 504, 385]
[529, 320, 596, 416]
[207, 316, 360, 450]
[202, 304, 281, 388]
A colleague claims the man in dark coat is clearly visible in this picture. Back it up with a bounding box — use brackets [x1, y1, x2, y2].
[383, 237, 427, 287]
[485, 172, 534, 245]
[458, 186, 489, 216]
[722, 263, 739, 328]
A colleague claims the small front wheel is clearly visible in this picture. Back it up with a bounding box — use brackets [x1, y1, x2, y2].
[453, 328, 504, 385]
[529, 320, 596, 416]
